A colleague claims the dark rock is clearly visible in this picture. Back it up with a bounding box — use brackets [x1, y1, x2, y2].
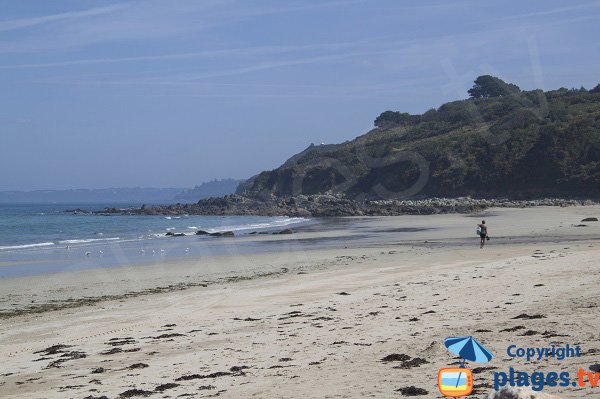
[66, 208, 92, 215]
[118, 389, 154, 397]
[100, 347, 122, 355]
[209, 231, 234, 237]
[34, 344, 72, 356]
[582, 217, 598, 222]
[381, 353, 411, 362]
[152, 333, 185, 339]
[44, 350, 86, 368]
[500, 325, 525, 332]
[165, 232, 185, 237]
[195, 230, 210, 235]
[90, 194, 596, 218]
[106, 337, 136, 346]
[272, 228, 293, 235]
[128, 363, 149, 369]
[512, 313, 546, 319]
[396, 386, 428, 396]
[154, 383, 179, 392]
[393, 357, 429, 369]
[175, 371, 232, 381]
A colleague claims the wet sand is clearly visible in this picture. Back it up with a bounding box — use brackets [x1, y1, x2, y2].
[0, 206, 598, 398]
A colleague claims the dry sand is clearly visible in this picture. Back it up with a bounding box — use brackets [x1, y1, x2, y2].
[0, 206, 599, 398]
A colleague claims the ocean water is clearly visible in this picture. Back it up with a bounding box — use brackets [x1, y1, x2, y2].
[0, 203, 311, 277]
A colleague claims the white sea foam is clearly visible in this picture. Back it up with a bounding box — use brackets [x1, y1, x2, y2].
[203, 217, 309, 233]
[58, 237, 120, 245]
[0, 242, 55, 250]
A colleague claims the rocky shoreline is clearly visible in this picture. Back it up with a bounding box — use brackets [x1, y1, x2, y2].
[78, 194, 597, 217]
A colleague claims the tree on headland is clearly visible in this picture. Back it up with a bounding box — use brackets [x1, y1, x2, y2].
[468, 75, 521, 98]
[590, 84, 600, 94]
[374, 111, 419, 128]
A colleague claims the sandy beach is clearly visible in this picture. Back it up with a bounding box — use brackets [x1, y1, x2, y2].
[0, 206, 599, 398]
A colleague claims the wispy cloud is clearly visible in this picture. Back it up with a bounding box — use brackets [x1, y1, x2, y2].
[30, 35, 486, 92]
[0, 0, 368, 54]
[490, 1, 600, 21]
[0, 5, 123, 33]
[0, 40, 373, 70]
[29, 42, 440, 86]
[108, 76, 441, 100]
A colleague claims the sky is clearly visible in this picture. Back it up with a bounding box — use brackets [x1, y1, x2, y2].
[1, 0, 599, 191]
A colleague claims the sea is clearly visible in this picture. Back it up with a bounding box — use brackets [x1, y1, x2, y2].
[0, 203, 312, 278]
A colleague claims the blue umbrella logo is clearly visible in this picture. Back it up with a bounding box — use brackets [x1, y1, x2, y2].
[444, 336, 493, 365]
[442, 336, 493, 393]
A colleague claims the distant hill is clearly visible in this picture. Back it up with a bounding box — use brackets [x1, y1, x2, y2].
[239, 76, 600, 199]
[0, 187, 183, 204]
[173, 179, 242, 202]
[0, 179, 242, 204]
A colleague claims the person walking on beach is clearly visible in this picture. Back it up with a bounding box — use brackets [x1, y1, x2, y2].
[477, 220, 488, 249]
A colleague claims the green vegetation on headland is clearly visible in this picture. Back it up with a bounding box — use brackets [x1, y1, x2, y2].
[239, 76, 600, 199]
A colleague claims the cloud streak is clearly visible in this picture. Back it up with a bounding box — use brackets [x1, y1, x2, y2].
[0, 5, 123, 33]
[0, 40, 374, 70]
[0, 0, 368, 54]
[490, 1, 600, 21]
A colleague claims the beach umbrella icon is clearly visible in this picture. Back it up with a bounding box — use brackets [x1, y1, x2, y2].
[440, 336, 493, 394]
[444, 336, 493, 364]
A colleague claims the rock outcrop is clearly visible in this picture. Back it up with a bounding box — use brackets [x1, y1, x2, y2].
[91, 194, 595, 217]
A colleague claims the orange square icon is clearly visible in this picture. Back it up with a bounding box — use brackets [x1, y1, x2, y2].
[438, 368, 473, 397]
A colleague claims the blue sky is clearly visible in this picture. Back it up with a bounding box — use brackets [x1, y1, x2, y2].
[1, 0, 599, 190]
